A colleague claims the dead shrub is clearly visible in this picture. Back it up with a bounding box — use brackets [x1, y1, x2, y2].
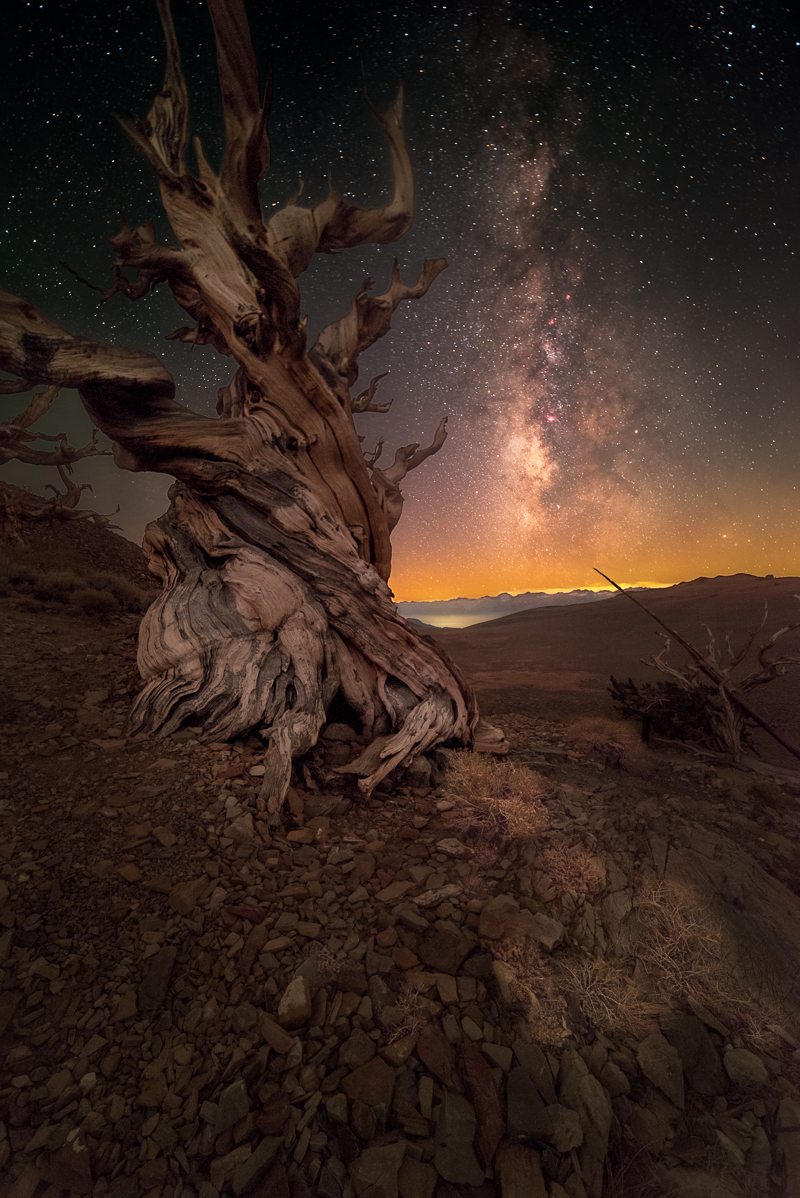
[0, 563, 147, 614]
[559, 955, 659, 1040]
[632, 882, 727, 1003]
[491, 938, 571, 1046]
[631, 882, 793, 1056]
[442, 751, 551, 843]
[385, 982, 430, 1044]
[538, 841, 605, 899]
[70, 587, 118, 616]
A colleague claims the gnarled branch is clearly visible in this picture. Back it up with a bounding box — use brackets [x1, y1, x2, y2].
[370, 417, 447, 532]
[352, 372, 392, 414]
[311, 258, 447, 403]
[265, 87, 414, 279]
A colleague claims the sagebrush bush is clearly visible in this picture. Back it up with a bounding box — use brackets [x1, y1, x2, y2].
[0, 562, 148, 614]
[442, 751, 551, 842]
[71, 587, 119, 616]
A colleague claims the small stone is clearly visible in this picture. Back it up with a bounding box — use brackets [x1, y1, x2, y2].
[433, 1090, 484, 1185]
[416, 1023, 456, 1087]
[47, 1132, 93, 1195]
[111, 987, 138, 1022]
[152, 825, 177, 847]
[546, 1104, 583, 1152]
[496, 1141, 547, 1198]
[528, 911, 565, 950]
[168, 876, 208, 916]
[398, 1155, 437, 1198]
[514, 1042, 557, 1104]
[559, 1049, 612, 1198]
[325, 1093, 348, 1124]
[46, 1069, 72, 1099]
[350, 1142, 406, 1198]
[436, 838, 469, 858]
[483, 1042, 513, 1072]
[375, 880, 414, 902]
[277, 976, 312, 1028]
[138, 945, 177, 1012]
[507, 1067, 553, 1139]
[257, 1093, 290, 1135]
[342, 1056, 396, 1108]
[723, 1046, 768, 1088]
[339, 1028, 376, 1069]
[637, 1032, 684, 1108]
[660, 1012, 726, 1097]
[418, 925, 474, 975]
[460, 1040, 504, 1168]
[117, 863, 141, 883]
[216, 1079, 250, 1134]
[231, 1137, 282, 1195]
[479, 894, 521, 939]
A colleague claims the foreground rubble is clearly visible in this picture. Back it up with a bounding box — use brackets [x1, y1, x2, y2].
[1, 601, 799, 1197]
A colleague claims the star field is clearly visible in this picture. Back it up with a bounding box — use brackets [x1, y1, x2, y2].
[1, 0, 798, 598]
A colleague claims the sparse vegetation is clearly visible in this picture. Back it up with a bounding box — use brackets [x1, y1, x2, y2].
[538, 840, 606, 899]
[0, 562, 148, 613]
[385, 982, 430, 1044]
[442, 751, 552, 842]
[611, 599, 800, 763]
[631, 882, 793, 1056]
[560, 955, 658, 1040]
[609, 674, 731, 750]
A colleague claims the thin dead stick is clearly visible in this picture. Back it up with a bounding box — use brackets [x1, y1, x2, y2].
[594, 567, 800, 765]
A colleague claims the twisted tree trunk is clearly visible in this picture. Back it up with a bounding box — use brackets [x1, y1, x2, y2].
[0, 0, 506, 809]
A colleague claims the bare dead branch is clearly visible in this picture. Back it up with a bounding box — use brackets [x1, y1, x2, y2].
[207, 0, 270, 224]
[352, 372, 392, 413]
[596, 567, 800, 765]
[265, 86, 414, 280]
[363, 439, 384, 468]
[370, 417, 447, 532]
[311, 258, 447, 402]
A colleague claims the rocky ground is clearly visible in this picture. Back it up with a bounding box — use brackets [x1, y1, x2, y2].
[1, 594, 800, 1198]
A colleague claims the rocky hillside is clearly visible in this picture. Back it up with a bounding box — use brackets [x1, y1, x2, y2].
[1, 587, 799, 1197]
[0, 481, 155, 592]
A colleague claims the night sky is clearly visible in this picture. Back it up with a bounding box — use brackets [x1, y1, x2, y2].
[1, 0, 798, 599]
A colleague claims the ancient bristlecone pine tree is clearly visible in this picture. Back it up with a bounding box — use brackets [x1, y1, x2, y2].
[0, 0, 505, 807]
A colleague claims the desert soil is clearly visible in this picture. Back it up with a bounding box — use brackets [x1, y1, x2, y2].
[1, 548, 800, 1197]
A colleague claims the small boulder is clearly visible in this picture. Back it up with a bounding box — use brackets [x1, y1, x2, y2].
[723, 1045, 768, 1088]
[637, 1032, 684, 1109]
[433, 1090, 484, 1185]
[277, 976, 312, 1029]
[350, 1142, 406, 1198]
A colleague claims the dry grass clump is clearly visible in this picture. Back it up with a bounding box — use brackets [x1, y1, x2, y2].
[538, 841, 606, 898]
[492, 939, 571, 1046]
[631, 882, 794, 1057]
[442, 751, 552, 843]
[632, 883, 727, 1002]
[603, 1145, 663, 1198]
[492, 881, 795, 1059]
[493, 935, 656, 1043]
[0, 563, 148, 613]
[565, 713, 656, 775]
[559, 955, 659, 1040]
[385, 983, 430, 1044]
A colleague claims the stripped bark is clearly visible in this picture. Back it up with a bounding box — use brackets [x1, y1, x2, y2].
[0, 0, 505, 806]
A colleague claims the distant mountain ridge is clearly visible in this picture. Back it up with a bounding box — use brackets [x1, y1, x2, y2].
[397, 587, 621, 627]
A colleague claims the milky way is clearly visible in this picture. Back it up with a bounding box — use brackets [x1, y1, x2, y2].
[1, 0, 797, 598]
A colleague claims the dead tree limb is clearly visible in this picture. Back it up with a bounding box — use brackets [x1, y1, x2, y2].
[595, 567, 800, 765]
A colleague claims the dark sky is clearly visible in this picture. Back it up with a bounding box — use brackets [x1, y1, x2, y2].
[1, 0, 798, 598]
